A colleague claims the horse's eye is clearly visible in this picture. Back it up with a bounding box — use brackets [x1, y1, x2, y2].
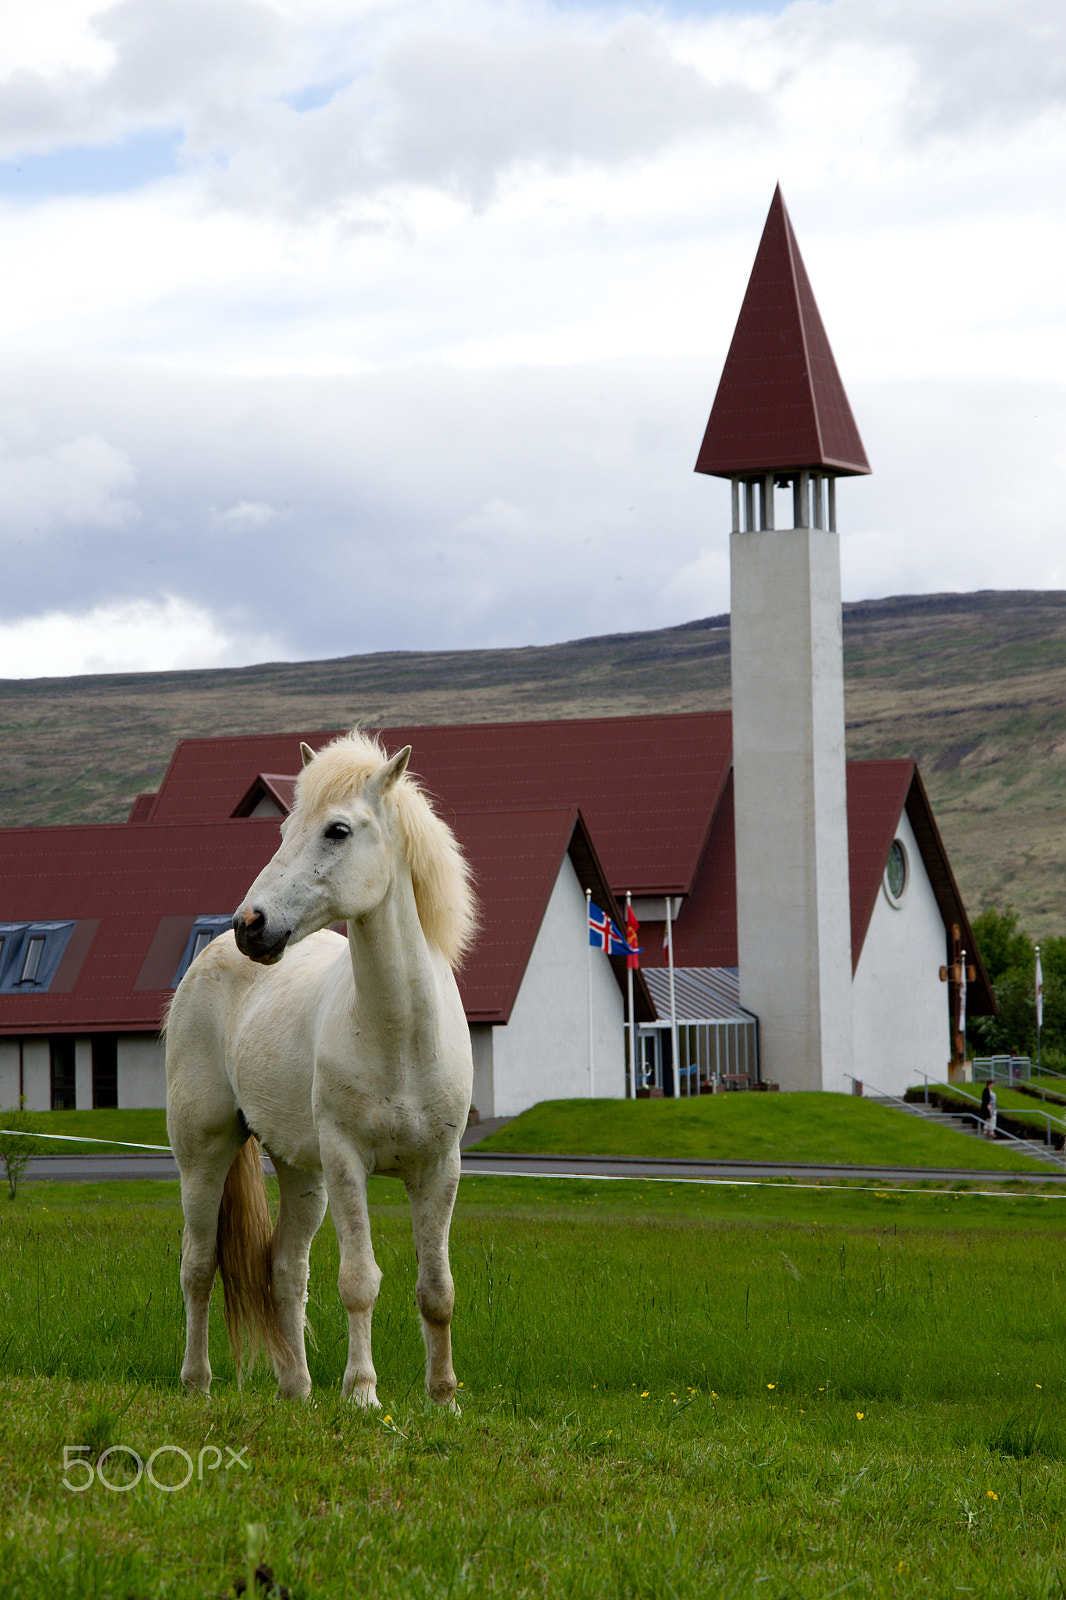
[324, 822, 351, 841]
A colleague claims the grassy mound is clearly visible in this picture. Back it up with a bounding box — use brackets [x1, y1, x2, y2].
[469, 1093, 1051, 1172]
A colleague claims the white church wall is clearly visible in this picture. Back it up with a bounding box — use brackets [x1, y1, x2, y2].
[118, 1034, 167, 1109]
[18, 1039, 50, 1111]
[0, 1040, 20, 1110]
[469, 1024, 495, 1122]
[490, 857, 626, 1119]
[75, 1038, 93, 1110]
[852, 809, 948, 1100]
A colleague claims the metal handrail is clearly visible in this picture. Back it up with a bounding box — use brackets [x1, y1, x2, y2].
[846, 1072, 1066, 1163]
[973, 1056, 1066, 1090]
[912, 1071, 1066, 1149]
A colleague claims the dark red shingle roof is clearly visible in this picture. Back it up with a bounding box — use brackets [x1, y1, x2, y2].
[695, 185, 870, 479]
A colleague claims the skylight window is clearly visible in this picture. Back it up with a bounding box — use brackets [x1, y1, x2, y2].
[0, 922, 76, 993]
[172, 916, 234, 987]
[21, 935, 46, 984]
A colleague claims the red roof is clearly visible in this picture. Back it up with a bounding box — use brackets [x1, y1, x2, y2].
[145, 732, 339, 825]
[142, 712, 735, 897]
[0, 819, 282, 1034]
[0, 803, 653, 1036]
[0, 711, 991, 1033]
[695, 186, 870, 479]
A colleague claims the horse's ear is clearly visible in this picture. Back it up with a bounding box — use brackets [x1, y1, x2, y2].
[300, 742, 316, 768]
[371, 745, 412, 795]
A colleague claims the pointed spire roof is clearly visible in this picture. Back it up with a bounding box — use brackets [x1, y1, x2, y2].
[695, 186, 870, 479]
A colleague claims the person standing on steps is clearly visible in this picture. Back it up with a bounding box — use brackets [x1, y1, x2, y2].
[980, 1081, 997, 1139]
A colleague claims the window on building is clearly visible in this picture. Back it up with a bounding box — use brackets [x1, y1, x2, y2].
[21, 936, 46, 984]
[92, 1035, 118, 1109]
[0, 922, 75, 993]
[172, 916, 234, 987]
[884, 839, 909, 907]
[50, 1037, 76, 1110]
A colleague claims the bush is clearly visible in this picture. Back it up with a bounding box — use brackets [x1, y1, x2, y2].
[0, 1105, 36, 1199]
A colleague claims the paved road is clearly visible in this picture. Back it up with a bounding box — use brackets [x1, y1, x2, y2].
[23, 1149, 1066, 1185]
[459, 1151, 1066, 1184]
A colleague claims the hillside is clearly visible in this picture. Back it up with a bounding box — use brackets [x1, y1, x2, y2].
[3, 589, 1066, 934]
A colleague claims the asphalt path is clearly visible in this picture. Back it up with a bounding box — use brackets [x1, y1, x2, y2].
[22, 1150, 1066, 1185]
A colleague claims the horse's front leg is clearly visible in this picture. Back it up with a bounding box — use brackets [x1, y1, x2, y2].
[319, 1127, 382, 1406]
[406, 1152, 461, 1407]
[270, 1158, 329, 1400]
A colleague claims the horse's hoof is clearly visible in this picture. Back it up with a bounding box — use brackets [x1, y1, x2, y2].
[344, 1380, 380, 1409]
[277, 1380, 313, 1402]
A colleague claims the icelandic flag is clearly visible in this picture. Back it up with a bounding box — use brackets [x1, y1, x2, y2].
[1036, 947, 1044, 1029]
[625, 904, 642, 970]
[589, 902, 626, 956]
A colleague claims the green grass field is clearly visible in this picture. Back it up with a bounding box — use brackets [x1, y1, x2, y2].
[470, 1094, 1053, 1172]
[3, 1173, 1066, 1597]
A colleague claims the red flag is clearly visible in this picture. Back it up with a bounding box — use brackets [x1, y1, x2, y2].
[625, 904, 641, 970]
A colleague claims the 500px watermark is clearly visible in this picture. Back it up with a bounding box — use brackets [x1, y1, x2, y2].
[62, 1443, 250, 1492]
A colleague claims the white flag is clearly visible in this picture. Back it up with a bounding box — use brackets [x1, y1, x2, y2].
[957, 951, 967, 1039]
[1036, 947, 1044, 1029]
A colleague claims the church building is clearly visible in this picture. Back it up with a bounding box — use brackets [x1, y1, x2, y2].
[0, 190, 993, 1116]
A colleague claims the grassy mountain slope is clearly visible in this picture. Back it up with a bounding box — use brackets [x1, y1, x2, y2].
[3, 589, 1065, 932]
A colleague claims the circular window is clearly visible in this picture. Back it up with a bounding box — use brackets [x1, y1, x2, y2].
[885, 839, 907, 905]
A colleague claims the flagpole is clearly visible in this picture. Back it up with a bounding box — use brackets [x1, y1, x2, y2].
[626, 892, 636, 1099]
[665, 895, 680, 1097]
[586, 888, 595, 1097]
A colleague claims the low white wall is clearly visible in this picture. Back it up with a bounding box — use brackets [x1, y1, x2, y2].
[469, 1025, 495, 1122]
[75, 1038, 93, 1110]
[0, 1040, 20, 1111]
[118, 1034, 167, 1109]
[491, 857, 626, 1119]
[852, 809, 949, 1100]
[20, 1039, 51, 1111]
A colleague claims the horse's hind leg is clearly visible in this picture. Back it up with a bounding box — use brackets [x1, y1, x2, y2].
[269, 1158, 328, 1401]
[174, 1131, 242, 1395]
[406, 1155, 460, 1407]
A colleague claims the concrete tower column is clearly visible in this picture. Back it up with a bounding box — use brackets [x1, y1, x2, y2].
[729, 519, 853, 1092]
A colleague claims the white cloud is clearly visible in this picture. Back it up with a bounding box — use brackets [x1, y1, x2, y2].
[0, 594, 284, 678]
[0, 0, 1063, 674]
[0, 433, 138, 535]
[209, 498, 284, 528]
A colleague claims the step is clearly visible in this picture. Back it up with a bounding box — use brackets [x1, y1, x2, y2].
[869, 1096, 1066, 1170]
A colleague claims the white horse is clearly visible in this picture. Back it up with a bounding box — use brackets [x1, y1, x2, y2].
[165, 731, 477, 1407]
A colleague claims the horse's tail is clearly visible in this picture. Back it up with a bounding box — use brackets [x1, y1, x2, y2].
[216, 1138, 290, 1378]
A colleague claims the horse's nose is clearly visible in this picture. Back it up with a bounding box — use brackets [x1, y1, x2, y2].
[234, 905, 266, 938]
[232, 904, 290, 965]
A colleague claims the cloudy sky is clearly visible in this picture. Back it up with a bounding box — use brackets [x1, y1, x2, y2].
[1, 0, 1063, 677]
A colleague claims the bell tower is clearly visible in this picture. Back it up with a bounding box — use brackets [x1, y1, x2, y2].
[695, 187, 870, 1093]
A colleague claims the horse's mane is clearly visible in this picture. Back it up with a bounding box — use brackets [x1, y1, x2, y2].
[294, 730, 477, 968]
